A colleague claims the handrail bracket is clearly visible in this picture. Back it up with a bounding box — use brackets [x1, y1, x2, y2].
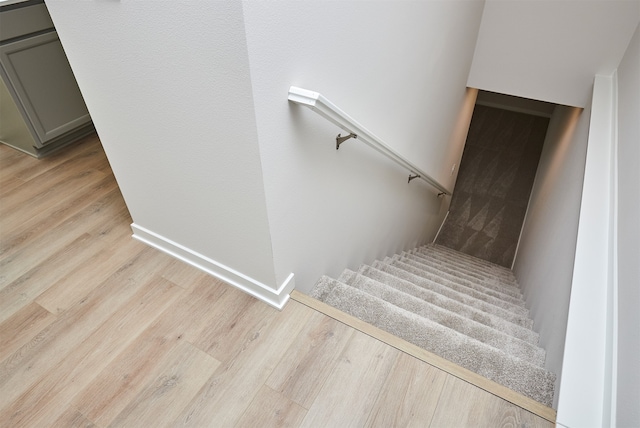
[336, 133, 357, 150]
[288, 86, 452, 196]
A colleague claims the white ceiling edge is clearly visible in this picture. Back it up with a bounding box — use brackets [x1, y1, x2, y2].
[468, 0, 640, 108]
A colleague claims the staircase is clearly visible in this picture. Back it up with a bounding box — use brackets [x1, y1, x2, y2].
[309, 243, 555, 407]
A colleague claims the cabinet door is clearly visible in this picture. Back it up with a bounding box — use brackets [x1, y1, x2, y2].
[0, 31, 90, 147]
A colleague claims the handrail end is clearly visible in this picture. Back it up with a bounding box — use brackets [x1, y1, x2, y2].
[288, 86, 321, 107]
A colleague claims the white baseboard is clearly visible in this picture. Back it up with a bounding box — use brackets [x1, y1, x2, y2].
[131, 223, 295, 310]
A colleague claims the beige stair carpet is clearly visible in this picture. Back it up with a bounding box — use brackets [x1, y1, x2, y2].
[309, 243, 556, 407]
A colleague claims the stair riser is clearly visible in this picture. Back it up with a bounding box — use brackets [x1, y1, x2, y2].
[418, 247, 516, 281]
[409, 250, 519, 290]
[396, 256, 525, 306]
[312, 276, 554, 407]
[358, 265, 539, 344]
[402, 252, 522, 299]
[372, 261, 533, 328]
[342, 271, 545, 366]
[425, 244, 514, 276]
[310, 240, 556, 408]
[389, 257, 529, 316]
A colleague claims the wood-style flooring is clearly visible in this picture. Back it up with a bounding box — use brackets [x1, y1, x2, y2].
[0, 135, 554, 427]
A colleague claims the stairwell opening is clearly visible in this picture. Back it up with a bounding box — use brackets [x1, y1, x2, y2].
[435, 90, 557, 268]
[307, 89, 587, 414]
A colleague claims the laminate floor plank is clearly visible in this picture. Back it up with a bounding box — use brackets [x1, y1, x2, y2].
[0, 176, 25, 197]
[0, 246, 166, 409]
[0, 276, 183, 427]
[429, 376, 554, 428]
[11, 134, 101, 183]
[0, 187, 129, 289]
[0, 168, 107, 251]
[0, 133, 557, 428]
[0, 233, 96, 322]
[0, 143, 25, 168]
[107, 341, 220, 427]
[71, 276, 230, 426]
[0, 145, 37, 186]
[491, 397, 554, 428]
[157, 258, 210, 290]
[190, 289, 274, 362]
[0, 211, 133, 322]
[0, 173, 118, 257]
[36, 237, 146, 314]
[299, 331, 400, 428]
[0, 301, 56, 363]
[235, 384, 308, 428]
[266, 311, 355, 409]
[172, 300, 312, 428]
[0, 161, 106, 221]
[50, 407, 95, 428]
[365, 352, 447, 427]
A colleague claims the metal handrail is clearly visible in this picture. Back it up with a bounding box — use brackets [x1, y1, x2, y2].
[288, 86, 451, 196]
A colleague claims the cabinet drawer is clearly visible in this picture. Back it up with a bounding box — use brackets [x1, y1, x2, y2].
[0, 2, 53, 42]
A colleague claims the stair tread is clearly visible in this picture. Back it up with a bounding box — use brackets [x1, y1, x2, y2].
[310, 276, 555, 407]
[408, 250, 522, 292]
[425, 244, 515, 276]
[309, 243, 555, 407]
[340, 269, 545, 364]
[357, 265, 539, 344]
[416, 246, 517, 281]
[397, 254, 524, 304]
[372, 261, 533, 328]
[399, 252, 523, 300]
[386, 257, 530, 316]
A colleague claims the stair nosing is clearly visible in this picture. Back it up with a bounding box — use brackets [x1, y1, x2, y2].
[388, 256, 529, 315]
[342, 270, 545, 364]
[358, 264, 540, 344]
[426, 244, 515, 274]
[372, 260, 533, 327]
[408, 249, 521, 291]
[400, 252, 523, 300]
[310, 276, 554, 407]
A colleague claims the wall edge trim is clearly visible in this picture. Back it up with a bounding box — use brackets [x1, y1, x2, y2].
[131, 223, 295, 310]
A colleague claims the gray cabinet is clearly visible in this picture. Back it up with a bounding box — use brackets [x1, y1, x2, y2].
[0, 0, 94, 157]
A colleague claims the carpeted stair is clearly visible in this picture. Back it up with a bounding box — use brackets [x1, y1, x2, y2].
[309, 243, 555, 407]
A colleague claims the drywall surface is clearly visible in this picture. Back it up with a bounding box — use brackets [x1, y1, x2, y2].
[556, 75, 615, 427]
[513, 103, 589, 409]
[615, 22, 640, 428]
[468, 0, 639, 108]
[44, 1, 278, 288]
[241, 1, 484, 290]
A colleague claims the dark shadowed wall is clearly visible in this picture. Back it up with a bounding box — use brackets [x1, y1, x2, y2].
[436, 105, 549, 267]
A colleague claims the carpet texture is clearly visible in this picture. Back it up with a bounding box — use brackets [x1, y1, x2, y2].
[310, 243, 555, 407]
[435, 105, 549, 267]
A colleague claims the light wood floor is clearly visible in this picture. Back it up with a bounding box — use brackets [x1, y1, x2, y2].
[0, 135, 554, 427]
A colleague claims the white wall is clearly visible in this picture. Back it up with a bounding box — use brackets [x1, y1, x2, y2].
[615, 22, 640, 428]
[241, 1, 485, 291]
[468, 0, 639, 107]
[46, 0, 484, 302]
[555, 75, 617, 427]
[512, 103, 590, 409]
[44, 1, 285, 303]
[555, 22, 639, 427]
